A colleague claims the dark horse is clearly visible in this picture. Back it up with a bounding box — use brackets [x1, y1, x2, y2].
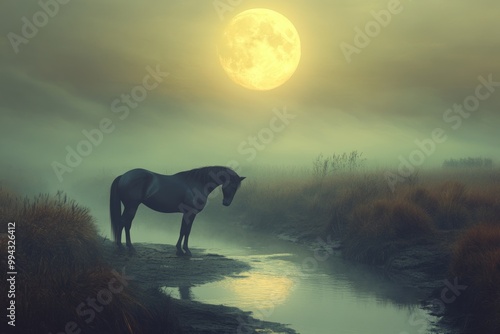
[110, 166, 245, 256]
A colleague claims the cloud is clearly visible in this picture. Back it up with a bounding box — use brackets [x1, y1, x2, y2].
[0, 68, 106, 123]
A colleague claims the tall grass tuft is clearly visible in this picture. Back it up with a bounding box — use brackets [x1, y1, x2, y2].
[404, 186, 440, 217]
[344, 198, 435, 263]
[433, 182, 470, 229]
[312, 151, 366, 178]
[0, 189, 180, 333]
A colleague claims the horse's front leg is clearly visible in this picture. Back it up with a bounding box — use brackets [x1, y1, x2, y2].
[182, 214, 196, 257]
[176, 212, 196, 256]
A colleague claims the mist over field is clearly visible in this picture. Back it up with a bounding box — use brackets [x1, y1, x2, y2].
[1, 0, 499, 202]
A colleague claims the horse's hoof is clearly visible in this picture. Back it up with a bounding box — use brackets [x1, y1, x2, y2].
[176, 250, 185, 257]
[184, 250, 192, 257]
[127, 245, 136, 254]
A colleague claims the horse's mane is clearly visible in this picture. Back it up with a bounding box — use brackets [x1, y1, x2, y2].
[176, 166, 236, 185]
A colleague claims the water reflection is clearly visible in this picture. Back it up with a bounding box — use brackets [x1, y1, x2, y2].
[178, 286, 192, 300]
[162, 244, 439, 334]
[164, 254, 297, 314]
[220, 272, 294, 312]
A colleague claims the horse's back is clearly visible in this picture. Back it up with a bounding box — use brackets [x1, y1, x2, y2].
[119, 168, 151, 186]
[118, 168, 187, 212]
[117, 169, 156, 202]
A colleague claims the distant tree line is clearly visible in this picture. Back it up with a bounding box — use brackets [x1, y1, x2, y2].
[313, 151, 366, 177]
[442, 157, 493, 169]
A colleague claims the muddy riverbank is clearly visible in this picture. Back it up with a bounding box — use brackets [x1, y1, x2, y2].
[101, 241, 297, 334]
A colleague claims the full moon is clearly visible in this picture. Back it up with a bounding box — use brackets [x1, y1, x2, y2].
[218, 8, 301, 91]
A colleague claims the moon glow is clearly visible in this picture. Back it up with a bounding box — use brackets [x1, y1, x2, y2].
[218, 8, 301, 91]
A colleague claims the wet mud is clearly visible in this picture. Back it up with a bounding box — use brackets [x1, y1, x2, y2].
[102, 241, 296, 334]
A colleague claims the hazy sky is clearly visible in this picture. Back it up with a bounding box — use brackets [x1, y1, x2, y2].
[1, 0, 499, 192]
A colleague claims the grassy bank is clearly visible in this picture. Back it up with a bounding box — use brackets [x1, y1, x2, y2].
[0, 189, 180, 334]
[448, 224, 500, 333]
[223, 166, 500, 333]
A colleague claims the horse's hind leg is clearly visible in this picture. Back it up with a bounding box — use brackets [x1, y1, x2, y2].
[116, 226, 123, 247]
[122, 203, 139, 250]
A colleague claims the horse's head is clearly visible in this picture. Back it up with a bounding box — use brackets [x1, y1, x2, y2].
[222, 175, 245, 206]
[208, 167, 245, 206]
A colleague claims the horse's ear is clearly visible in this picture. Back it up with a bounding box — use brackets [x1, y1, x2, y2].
[239, 176, 246, 182]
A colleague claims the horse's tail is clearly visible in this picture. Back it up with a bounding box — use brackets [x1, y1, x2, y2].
[110, 175, 122, 243]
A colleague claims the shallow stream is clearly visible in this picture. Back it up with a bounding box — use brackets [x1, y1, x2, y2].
[162, 236, 439, 334]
